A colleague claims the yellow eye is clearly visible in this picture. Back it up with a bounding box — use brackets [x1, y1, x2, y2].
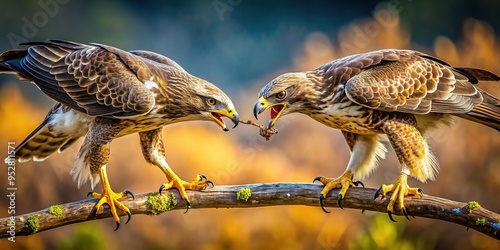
[206, 98, 216, 105]
[275, 91, 286, 99]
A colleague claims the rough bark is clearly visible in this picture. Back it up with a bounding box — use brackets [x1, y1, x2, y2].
[1, 183, 498, 239]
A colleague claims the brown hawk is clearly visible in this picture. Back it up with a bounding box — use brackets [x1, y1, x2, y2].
[253, 49, 499, 220]
[0, 40, 239, 229]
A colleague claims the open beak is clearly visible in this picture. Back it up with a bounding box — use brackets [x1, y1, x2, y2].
[209, 107, 240, 131]
[253, 96, 286, 128]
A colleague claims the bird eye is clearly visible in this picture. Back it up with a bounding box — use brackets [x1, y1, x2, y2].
[206, 98, 216, 105]
[275, 91, 286, 99]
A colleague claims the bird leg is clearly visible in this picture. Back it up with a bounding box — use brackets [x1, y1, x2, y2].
[313, 170, 364, 212]
[88, 165, 134, 230]
[374, 173, 423, 222]
[378, 120, 430, 221]
[139, 128, 213, 212]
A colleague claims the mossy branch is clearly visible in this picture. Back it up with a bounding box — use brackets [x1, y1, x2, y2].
[0, 183, 499, 239]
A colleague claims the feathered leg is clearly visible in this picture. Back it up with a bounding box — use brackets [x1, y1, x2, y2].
[139, 128, 213, 212]
[314, 133, 387, 212]
[79, 118, 134, 230]
[376, 120, 437, 221]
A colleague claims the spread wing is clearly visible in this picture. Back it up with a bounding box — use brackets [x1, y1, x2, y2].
[6, 40, 157, 118]
[320, 49, 499, 114]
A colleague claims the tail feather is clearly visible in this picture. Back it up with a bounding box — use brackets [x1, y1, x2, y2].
[14, 103, 90, 162]
[459, 89, 500, 131]
[1, 41, 92, 165]
[454, 67, 500, 83]
[15, 124, 80, 162]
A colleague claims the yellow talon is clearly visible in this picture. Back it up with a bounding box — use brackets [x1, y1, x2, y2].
[159, 174, 212, 195]
[158, 174, 214, 212]
[313, 170, 365, 212]
[89, 167, 134, 230]
[375, 173, 423, 221]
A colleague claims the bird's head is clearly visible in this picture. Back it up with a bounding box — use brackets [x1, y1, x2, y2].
[253, 71, 321, 128]
[165, 73, 239, 131]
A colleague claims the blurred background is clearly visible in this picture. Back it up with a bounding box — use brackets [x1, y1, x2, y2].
[1, 0, 499, 249]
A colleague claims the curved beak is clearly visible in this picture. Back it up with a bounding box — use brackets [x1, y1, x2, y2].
[253, 97, 265, 120]
[253, 96, 286, 128]
[209, 107, 239, 131]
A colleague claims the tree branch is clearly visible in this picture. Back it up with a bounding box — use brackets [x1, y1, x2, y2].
[1, 183, 499, 239]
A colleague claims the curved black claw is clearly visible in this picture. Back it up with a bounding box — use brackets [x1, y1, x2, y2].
[319, 194, 331, 213]
[361, 210, 365, 214]
[158, 184, 166, 194]
[337, 193, 344, 210]
[388, 211, 397, 222]
[125, 211, 132, 224]
[184, 199, 191, 214]
[374, 187, 383, 199]
[313, 176, 322, 183]
[205, 180, 215, 188]
[87, 192, 94, 198]
[199, 174, 207, 180]
[124, 189, 135, 200]
[114, 221, 120, 231]
[418, 188, 424, 196]
[402, 208, 410, 221]
[353, 181, 365, 188]
[90, 206, 98, 219]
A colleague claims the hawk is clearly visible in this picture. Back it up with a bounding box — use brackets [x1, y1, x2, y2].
[253, 49, 499, 220]
[0, 40, 239, 229]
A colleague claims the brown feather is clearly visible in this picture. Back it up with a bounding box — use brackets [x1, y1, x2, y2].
[14, 103, 89, 162]
[1, 41, 161, 118]
[327, 50, 494, 118]
[256, 48, 500, 187]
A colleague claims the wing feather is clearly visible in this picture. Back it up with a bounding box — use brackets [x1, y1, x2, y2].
[129, 50, 186, 72]
[328, 50, 488, 114]
[14, 40, 157, 118]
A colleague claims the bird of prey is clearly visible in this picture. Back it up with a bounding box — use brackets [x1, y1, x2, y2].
[1, 40, 239, 229]
[253, 49, 499, 220]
